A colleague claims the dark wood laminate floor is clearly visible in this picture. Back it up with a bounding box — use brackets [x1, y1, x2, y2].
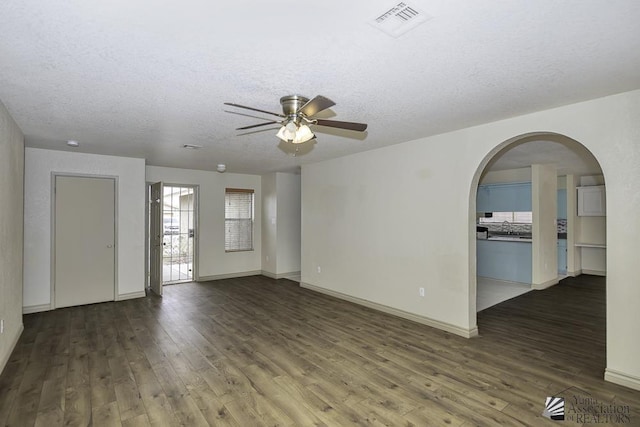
[1, 275, 638, 426]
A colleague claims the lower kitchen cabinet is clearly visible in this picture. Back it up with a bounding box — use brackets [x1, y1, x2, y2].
[558, 239, 567, 274]
[477, 239, 532, 284]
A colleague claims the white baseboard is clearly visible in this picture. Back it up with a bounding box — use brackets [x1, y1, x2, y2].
[532, 277, 560, 290]
[22, 303, 52, 314]
[117, 291, 146, 301]
[0, 323, 23, 376]
[477, 276, 530, 286]
[261, 271, 277, 279]
[261, 270, 301, 280]
[24, 292, 146, 311]
[300, 282, 478, 339]
[582, 269, 606, 276]
[568, 269, 582, 277]
[605, 368, 640, 391]
[198, 270, 262, 282]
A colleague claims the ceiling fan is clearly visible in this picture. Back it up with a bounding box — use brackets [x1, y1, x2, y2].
[224, 95, 367, 144]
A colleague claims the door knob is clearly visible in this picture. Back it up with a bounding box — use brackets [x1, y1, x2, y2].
[107, 244, 113, 248]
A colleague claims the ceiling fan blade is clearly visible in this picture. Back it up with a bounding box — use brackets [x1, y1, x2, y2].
[298, 95, 336, 117]
[237, 121, 281, 130]
[224, 110, 278, 122]
[314, 119, 367, 132]
[224, 102, 285, 118]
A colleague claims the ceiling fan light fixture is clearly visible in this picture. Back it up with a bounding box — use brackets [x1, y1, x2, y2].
[276, 126, 290, 142]
[284, 121, 298, 140]
[226, 94, 366, 146]
[276, 122, 315, 144]
[293, 124, 315, 144]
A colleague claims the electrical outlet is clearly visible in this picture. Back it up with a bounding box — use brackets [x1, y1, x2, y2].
[419, 287, 425, 297]
[266, 255, 269, 262]
[317, 266, 321, 273]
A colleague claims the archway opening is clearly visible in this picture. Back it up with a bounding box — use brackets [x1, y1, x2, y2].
[469, 132, 607, 375]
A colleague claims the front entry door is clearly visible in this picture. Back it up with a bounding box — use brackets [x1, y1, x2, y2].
[55, 175, 115, 308]
[161, 185, 197, 284]
[149, 181, 163, 296]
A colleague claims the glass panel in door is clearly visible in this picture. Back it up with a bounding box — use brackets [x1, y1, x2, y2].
[162, 185, 196, 284]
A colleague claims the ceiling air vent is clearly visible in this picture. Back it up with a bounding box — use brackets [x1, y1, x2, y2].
[370, 2, 431, 38]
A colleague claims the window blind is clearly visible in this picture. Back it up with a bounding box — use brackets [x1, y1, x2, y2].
[225, 188, 254, 252]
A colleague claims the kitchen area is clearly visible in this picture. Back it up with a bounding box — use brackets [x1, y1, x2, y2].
[476, 164, 606, 311]
[476, 181, 534, 285]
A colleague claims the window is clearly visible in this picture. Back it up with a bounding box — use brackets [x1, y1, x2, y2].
[225, 188, 254, 252]
[478, 211, 532, 224]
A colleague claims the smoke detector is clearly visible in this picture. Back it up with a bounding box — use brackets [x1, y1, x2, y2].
[216, 164, 226, 173]
[67, 140, 79, 147]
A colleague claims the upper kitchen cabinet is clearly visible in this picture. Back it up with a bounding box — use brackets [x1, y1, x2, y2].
[577, 185, 606, 216]
[557, 188, 567, 219]
[477, 182, 532, 212]
[477, 185, 491, 212]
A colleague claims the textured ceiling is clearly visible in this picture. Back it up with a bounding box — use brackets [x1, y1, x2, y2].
[487, 138, 603, 176]
[1, 1, 640, 175]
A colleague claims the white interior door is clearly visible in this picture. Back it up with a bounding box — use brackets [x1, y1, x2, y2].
[149, 181, 163, 296]
[55, 176, 115, 308]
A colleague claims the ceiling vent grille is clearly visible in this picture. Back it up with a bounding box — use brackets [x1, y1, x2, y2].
[370, 2, 431, 38]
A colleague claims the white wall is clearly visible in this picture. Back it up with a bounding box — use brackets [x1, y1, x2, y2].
[557, 175, 567, 190]
[0, 100, 24, 374]
[531, 164, 558, 288]
[261, 172, 301, 278]
[301, 90, 640, 390]
[480, 167, 531, 185]
[276, 173, 301, 276]
[261, 173, 277, 274]
[146, 166, 262, 279]
[24, 148, 146, 311]
[566, 175, 579, 275]
[302, 144, 475, 336]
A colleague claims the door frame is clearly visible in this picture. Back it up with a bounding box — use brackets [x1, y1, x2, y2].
[145, 182, 200, 286]
[145, 182, 151, 290]
[51, 172, 119, 309]
[149, 181, 164, 295]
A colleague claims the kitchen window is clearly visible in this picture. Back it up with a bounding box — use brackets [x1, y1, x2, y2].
[479, 212, 532, 224]
[225, 188, 254, 252]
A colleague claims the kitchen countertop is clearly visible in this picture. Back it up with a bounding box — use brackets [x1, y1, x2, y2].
[478, 232, 566, 243]
[484, 236, 532, 243]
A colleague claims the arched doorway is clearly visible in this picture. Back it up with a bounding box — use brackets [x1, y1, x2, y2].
[469, 131, 606, 329]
